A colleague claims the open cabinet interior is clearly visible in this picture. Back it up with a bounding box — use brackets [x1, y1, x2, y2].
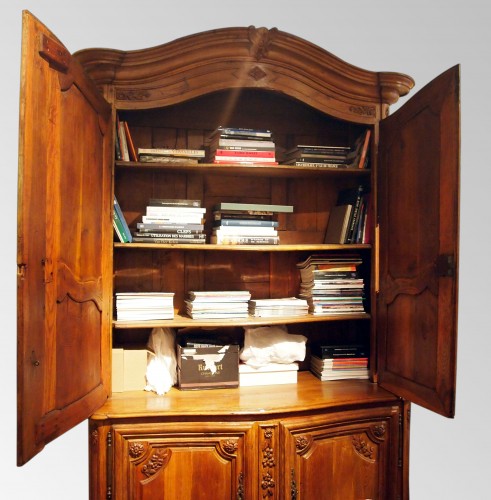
[113, 89, 373, 364]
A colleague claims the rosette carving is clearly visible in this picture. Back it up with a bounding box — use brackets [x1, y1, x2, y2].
[129, 442, 146, 459]
[221, 439, 239, 456]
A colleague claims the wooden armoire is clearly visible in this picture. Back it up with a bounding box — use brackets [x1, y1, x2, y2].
[17, 10, 459, 500]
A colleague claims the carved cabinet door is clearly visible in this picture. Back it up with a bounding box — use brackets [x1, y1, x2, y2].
[280, 406, 402, 500]
[110, 421, 256, 500]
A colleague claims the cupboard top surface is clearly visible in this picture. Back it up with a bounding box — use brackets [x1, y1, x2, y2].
[74, 26, 414, 120]
[90, 373, 398, 421]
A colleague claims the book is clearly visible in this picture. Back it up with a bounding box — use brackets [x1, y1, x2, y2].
[138, 147, 205, 158]
[213, 126, 272, 138]
[213, 159, 279, 165]
[117, 120, 130, 161]
[213, 225, 278, 236]
[123, 121, 138, 162]
[210, 234, 280, 245]
[356, 129, 371, 169]
[214, 202, 293, 213]
[146, 206, 206, 216]
[239, 362, 299, 386]
[214, 219, 278, 227]
[136, 224, 204, 233]
[311, 344, 369, 359]
[132, 232, 206, 240]
[131, 236, 206, 244]
[138, 155, 199, 165]
[148, 198, 201, 208]
[213, 149, 275, 158]
[141, 215, 205, 224]
[324, 204, 353, 244]
[209, 141, 276, 151]
[113, 196, 132, 243]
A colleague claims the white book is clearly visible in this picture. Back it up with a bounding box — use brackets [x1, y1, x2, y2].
[239, 363, 298, 386]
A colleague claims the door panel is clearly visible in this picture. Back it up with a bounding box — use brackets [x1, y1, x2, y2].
[112, 422, 254, 500]
[377, 65, 460, 417]
[281, 407, 401, 500]
[17, 11, 112, 464]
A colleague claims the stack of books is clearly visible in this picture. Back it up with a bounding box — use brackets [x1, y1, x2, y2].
[297, 254, 365, 316]
[184, 290, 251, 319]
[137, 147, 206, 165]
[132, 198, 207, 244]
[115, 292, 175, 321]
[211, 202, 293, 245]
[310, 344, 369, 381]
[248, 297, 309, 317]
[283, 129, 371, 169]
[205, 126, 277, 164]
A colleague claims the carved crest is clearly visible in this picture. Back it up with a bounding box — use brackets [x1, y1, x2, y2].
[248, 26, 278, 61]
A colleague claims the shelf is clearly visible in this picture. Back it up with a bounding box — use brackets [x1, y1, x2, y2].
[114, 243, 372, 251]
[113, 312, 371, 329]
[92, 372, 397, 420]
[115, 161, 371, 178]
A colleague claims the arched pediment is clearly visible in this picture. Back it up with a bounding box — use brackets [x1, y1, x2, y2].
[74, 26, 414, 122]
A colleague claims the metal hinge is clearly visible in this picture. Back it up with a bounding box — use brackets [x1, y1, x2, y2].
[106, 431, 113, 500]
[437, 254, 455, 277]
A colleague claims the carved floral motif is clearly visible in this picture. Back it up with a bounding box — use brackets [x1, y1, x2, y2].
[349, 105, 376, 117]
[116, 89, 151, 101]
[352, 435, 375, 460]
[141, 449, 171, 477]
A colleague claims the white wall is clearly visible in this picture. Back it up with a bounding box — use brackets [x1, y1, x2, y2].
[2, 1, 489, 498]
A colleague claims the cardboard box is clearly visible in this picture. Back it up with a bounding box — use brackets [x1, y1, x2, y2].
[239, 362, 299, 387]
[177, 344, 239, 390]
[112, 347, 148, 392]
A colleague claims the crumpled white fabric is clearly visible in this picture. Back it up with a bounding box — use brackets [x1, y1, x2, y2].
[240, 325, 307, 368]
[144, 327, 177, 395]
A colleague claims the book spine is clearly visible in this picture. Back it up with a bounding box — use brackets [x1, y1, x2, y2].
[213, 226, 277, 235]
[213, 140, 276, 149]
[213, 155, 277, 163]
[213, 149, 275, 158]
[137, 148, 205, 157]
[133, 232, 206, 239]
[123, 121, 138, 162]
[211, 235, 280, 245]
[146, 206, 206, 215]
[215, 203, 293, 213]
[217, 127, 272, 137]
[286, 161, 348, 168]
[148, 198, 201, 207]
[213, 160, 279, 165]
[132, 237, 206, 244]
[113, 197, 132, 242]
[214, 219, 278, 227]
[137, 223, 204, 232]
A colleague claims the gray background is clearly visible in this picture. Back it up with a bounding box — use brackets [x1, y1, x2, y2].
[2, 1, 489, 498]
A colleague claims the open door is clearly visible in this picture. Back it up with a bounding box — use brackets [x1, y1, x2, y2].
[17, 11, 113, 465]
[377, 66, 460, 417]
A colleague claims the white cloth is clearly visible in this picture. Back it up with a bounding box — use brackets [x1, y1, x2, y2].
[240, 325, 307, 368]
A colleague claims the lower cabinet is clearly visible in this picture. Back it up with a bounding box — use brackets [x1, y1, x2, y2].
[89, 403, 404, 500]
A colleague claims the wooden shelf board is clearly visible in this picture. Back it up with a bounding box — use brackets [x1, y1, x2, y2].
[113, 312, 370, 329]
